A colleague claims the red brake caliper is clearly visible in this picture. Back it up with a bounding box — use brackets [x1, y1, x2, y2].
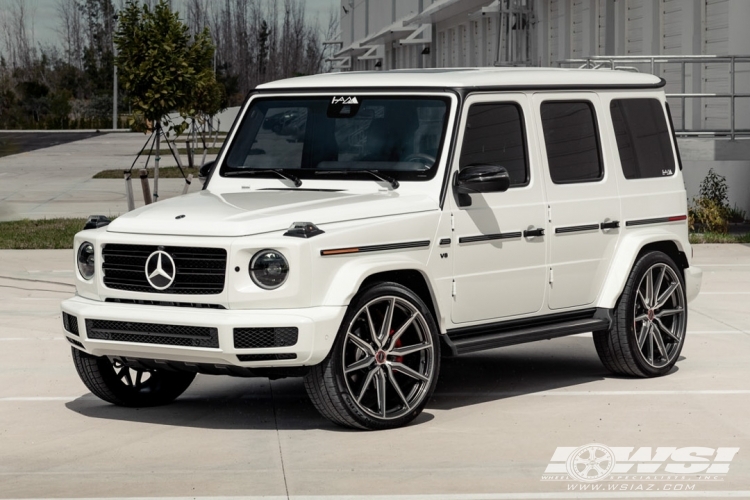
[389, 329, 404, 363]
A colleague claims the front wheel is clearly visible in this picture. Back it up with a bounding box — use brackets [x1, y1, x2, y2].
[72, 348, 195, 407]
[304, 282, 441, 430]
[594, 251, 687, 377]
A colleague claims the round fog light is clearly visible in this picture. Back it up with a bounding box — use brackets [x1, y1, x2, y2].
[77, 242, 95, 280]
[249, 249, 289, 290]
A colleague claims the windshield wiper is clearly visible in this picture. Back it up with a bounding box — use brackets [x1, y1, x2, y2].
[224, 169, 302, 187]
[315, 169, 399, 190]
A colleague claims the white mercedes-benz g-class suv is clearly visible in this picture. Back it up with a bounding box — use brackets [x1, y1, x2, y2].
[62, 68, 702, 430]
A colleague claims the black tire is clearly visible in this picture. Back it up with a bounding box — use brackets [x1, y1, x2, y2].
[304, 282, 441, 430]
[72, 348, 195, 407]
[594, 251, 687, 377]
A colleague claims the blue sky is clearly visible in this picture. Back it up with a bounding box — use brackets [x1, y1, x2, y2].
[13, 0, 339, 47]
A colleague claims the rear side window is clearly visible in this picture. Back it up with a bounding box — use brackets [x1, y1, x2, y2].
[610, 98, 676, 179]
[540, 101, 603, 183]
[459, 103, 529, 187]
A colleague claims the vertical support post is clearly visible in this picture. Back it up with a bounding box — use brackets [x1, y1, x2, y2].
[730, 56, 736, 140]
[140, 169, 152, 205]
[186, 138, 194, 169]
[112, 13, 118, 130]
[182, 174, 193, 195]
[124, 172, 135, 212]
[154, 122, 160, 202]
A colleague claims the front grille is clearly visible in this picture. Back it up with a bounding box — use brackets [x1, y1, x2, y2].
[237, 353, 297, 362]
[234, 327, 299, 348]
[102, 244, 226, 295]
[67, 337, 84, 349]
[86, 319, 219, 348]
[105, 298, 226, 309]
[62, 312, 79, 336]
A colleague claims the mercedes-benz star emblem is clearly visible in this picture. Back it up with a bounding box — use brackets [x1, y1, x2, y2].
[145, 250, 176, 290]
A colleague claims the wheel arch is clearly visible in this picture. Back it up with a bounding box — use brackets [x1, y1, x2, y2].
[321, 259, 444, 331]
[597, 233, 689, 310]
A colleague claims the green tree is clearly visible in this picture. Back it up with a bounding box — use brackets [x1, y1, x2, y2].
[114, 0, 221, 132]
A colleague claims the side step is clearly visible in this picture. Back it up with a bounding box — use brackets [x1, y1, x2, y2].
[445, 308, 612, 356]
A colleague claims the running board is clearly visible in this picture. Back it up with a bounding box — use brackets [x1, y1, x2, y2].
[444, 308, 612, 356]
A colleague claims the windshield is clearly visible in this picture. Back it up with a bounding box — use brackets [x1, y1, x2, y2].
[221, 95, 450, 182]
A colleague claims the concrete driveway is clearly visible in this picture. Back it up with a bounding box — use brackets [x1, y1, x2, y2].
[0, 244, 749, 499]
[0, 132, 211, 222]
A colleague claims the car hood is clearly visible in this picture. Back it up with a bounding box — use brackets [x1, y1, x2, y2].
[106, 189, 438, 237]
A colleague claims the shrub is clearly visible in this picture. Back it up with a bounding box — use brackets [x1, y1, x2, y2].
[690, 197, 728, 234]
[727, 204, 747, 224]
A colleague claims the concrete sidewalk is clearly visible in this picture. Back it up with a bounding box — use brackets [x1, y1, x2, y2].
[0, 132, 215, 221]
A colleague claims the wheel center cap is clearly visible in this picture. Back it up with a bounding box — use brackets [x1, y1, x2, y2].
[647, 309, 655, 321]
[375, 350, 387, 365]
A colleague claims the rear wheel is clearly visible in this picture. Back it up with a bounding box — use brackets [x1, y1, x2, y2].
[304, 282, 440, 430]
[594, 251, 687, 377]
[72, 348, 195, 407]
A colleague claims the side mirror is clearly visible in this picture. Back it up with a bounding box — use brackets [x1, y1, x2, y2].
[199, 160, 216, 179]
[454, 164, 511, 194]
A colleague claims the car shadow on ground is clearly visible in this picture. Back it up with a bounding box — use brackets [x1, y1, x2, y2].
[65, 336, 678, 431]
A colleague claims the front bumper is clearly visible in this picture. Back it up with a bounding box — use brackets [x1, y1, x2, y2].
[685, 266, 702, 303]
[61, 296, 347, 367]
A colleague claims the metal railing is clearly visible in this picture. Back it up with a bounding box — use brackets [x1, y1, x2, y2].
[557, 55, 750, 140]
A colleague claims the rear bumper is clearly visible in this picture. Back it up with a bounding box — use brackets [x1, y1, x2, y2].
[685, 266, 702, 303]
[60, 296, 347, 368]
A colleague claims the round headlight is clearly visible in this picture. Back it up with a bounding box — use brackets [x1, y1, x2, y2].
[249, 249, 289, 290]
[77, 241, 95, 280]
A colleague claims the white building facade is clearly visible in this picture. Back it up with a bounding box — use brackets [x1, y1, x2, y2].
[332, 0, 750, 213]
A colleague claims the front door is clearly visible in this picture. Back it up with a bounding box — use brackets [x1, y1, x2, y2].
[450, 93, 547, 324]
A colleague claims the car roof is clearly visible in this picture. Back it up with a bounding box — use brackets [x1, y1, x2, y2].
[256, 67, 663, 91]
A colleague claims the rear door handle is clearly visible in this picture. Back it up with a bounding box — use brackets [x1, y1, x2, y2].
[523, 228, 545, 238]
[600, 220, 620, 230]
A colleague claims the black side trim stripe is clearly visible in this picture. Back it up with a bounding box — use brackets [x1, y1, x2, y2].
[458, 232, 522, 244]
[626, 215, 687, 227]
[555, 224, 600, 234]
[439, 238, 451, 245]
[321, 240, 430, 256]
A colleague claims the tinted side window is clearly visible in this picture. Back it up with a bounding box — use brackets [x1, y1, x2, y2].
[610, 98, 676, 179]
[540, 101, 603, 183]
[459, 103, 529, 187]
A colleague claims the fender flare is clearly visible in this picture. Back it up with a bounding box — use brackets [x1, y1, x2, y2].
[320, 255, 441, 318]
[597, 231, 687, 309]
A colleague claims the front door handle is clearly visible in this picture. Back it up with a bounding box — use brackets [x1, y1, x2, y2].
[600, 220, 620, 230]
[523, 228, 545, 238]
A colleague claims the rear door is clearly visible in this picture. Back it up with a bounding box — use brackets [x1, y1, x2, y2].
[532, 93, 621, 310]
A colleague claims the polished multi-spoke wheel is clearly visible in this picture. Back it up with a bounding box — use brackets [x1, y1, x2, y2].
[594, 251, 687, 377]
[72, 348, 195, 407]
[304, 282, 441, 429]
[342, 295, 435, 420]
[632, 263, 686, 369]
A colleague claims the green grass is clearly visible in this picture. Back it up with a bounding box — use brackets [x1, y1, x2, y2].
[176, 147, 221, 155]
[0, 218, 88, 249]
[689, 232, 750, 244]
[93, 166, 201, 179]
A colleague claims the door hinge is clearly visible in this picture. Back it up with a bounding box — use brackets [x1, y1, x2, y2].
[549, 268, 554, 284]
[450, 212, 455, 231]
[451, 280, 457, 297]
[547, 204, 552, 223]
